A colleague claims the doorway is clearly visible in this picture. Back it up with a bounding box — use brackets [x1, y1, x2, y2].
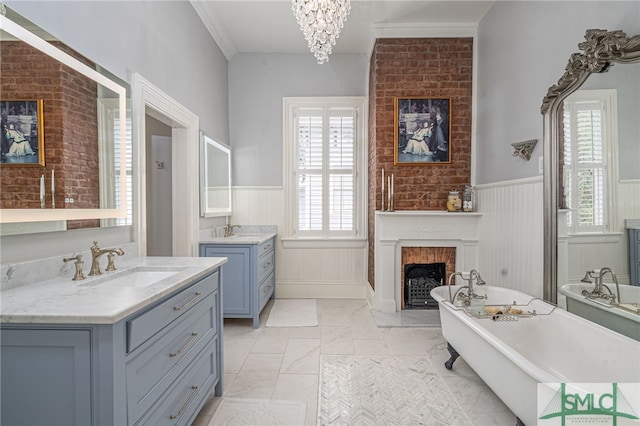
[146, 116, 172, 256]
[132, 73, 199, 257]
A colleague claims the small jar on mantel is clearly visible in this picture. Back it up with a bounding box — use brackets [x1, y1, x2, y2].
[447, 190, 461, 212]
[463, 185, 474, 212]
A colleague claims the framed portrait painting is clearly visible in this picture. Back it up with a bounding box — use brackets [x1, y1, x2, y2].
[1, 99, 45, 166]
[394, 97, 451, 165]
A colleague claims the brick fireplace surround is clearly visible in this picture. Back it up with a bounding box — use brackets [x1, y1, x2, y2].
[373, 211, 481, 313]
[366, 37, 474, 295]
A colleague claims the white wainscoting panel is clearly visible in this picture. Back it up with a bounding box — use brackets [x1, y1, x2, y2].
[231, 187, 367, 299]
[476, 177, 544, 298]
[618, 180, 640, 232]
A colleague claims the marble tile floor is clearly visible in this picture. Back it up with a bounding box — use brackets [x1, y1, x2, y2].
[193, 298, 516, 426]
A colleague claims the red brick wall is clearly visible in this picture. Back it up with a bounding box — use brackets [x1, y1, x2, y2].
[368, 38, 473, 289]
[1, 41, 99, 228]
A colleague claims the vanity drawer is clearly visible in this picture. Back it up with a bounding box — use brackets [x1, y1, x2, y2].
[259, 272, 275, 312]
[258, 250, 275, 284]
[127, 271, 218, 353]
[126, 292, 217, 424]
[258, 238, 275, 258]
[136, 342, 218, 426]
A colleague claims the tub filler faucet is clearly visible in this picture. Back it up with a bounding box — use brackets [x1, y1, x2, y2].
[89, 241, 125, 276]
[580, 267, 620, 304]
[448, 269, 487, 306]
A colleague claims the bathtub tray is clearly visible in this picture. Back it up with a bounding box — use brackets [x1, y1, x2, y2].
[455, 298, 556, 322]
[618, 303, 640, 314]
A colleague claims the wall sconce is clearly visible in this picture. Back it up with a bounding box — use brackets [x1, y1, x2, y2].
[511, 139, 538, 161]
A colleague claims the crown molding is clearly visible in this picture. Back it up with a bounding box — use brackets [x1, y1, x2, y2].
[190, 1, 238, 61]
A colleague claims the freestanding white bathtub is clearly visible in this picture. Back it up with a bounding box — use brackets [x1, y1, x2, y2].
[431, 285, 640, 426]
[559, 283, 640, 340]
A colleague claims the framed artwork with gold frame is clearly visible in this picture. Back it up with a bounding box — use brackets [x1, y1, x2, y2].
[394, 97, 451, 165]
[1, 99, 45, 166]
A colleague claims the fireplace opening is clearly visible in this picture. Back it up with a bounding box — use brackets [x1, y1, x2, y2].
[403, 263, 446, 310]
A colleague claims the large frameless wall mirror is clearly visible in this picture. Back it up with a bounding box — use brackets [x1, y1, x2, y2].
[0, 6, 132, 234]
[542, 29, 640, 303]
[200, 132, 232, 218]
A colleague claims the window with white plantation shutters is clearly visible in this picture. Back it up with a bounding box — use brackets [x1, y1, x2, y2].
[114, 116, 133, 226]
[563, 90, 617, 234]
[98, 99, 133, 227]
[285, 97, 365, 240]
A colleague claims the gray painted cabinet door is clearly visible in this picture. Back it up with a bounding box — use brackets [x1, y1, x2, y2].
[1, 328, 92, 426]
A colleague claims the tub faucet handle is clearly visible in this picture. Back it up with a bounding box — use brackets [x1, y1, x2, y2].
[581, 271, 594, 283]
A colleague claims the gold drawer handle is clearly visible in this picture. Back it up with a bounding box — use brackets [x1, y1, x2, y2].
[169, 386, 199, 419]
[169, 332, 198, 357]
[173, 292, 203, 311]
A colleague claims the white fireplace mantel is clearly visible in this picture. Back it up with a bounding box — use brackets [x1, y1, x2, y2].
[373, 210, 482, 313]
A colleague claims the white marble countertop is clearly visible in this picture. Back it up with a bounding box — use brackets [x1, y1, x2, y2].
[199, 232, 277, 245]
[0, 256, 227, 325]
[199, 225, 277, 245]
[626, 219, 640, 229]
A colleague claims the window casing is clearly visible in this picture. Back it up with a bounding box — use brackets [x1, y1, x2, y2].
[284, 97, 366, 240]
[562, 89, 618, 234]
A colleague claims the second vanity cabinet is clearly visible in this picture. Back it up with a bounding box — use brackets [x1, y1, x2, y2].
[200, 236, 275, 328]
[0, 265, 223, 426]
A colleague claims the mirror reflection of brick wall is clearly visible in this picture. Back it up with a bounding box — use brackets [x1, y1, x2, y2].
[1, 41, 99, 229]
[367, 38, 473, 290]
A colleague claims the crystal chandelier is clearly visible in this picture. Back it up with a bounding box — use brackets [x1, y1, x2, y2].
[291, 0, 351, 64]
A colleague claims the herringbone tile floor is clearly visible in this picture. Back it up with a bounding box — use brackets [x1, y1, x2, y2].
[193, 299, 516, 426]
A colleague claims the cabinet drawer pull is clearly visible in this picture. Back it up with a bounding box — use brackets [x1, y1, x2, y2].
[262, 262, 271, 269]
[169, 386, 199, 419]
[263, 285, 272, 294]
[173, 292, 203, 311]
[169, 332, 198, 357]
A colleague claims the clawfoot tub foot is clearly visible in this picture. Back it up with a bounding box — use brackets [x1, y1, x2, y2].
[444, 342, 459, 370]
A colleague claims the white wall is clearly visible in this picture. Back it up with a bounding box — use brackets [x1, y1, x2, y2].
[228, 53, 369, 187]
[232, 188, 367, 299]
[475, 1, 640, 185]
[226, 53, 370, 298]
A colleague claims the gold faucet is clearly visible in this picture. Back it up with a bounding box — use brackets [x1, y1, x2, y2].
[63, 255, 86, 281]
[224, 224, 241, 237]
[89, 241, 125, 276]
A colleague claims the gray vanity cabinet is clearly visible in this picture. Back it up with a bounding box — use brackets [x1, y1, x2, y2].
[200, 237, 275, 328]
[0, 270, 223, 426]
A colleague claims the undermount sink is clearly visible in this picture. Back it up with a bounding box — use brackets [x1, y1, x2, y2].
[227, 233, 263, 238]
[78, 266, 187, 288]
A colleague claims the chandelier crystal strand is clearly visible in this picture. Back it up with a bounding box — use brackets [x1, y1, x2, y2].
[292, 0, 351, 64]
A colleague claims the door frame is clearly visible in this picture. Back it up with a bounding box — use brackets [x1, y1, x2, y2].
[131, 73, 199, 256]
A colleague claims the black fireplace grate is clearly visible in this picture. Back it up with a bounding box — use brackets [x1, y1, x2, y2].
[404, 263, 445, 309]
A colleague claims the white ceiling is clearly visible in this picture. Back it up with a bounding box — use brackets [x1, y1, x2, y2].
[190, 0, 495, 60]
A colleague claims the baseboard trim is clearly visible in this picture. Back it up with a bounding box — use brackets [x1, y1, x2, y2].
[275, 282, 367, 299]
